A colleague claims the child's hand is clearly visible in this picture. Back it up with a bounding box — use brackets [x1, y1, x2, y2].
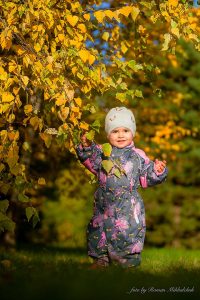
[154, 159, 167, 173]
[81, 132, 91, 147]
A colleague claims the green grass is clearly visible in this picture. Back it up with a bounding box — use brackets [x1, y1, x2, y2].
[0, 245, 199, 300]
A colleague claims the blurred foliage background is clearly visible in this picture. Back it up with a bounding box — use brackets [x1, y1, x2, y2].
[2, 39, 199, 250]
[0, 1, 200, 250]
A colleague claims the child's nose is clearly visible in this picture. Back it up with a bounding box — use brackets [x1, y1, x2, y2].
[118, 132, 124, 137]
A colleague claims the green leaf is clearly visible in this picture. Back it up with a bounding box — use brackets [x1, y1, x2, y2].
[86, 130, 95, 141]
[26, 207, 35, 222]
[90, 120, 101, 133]
[102, 143, 112, 157]
[113, 168, 121, 178]
[0, 200, 9, 213]
[116, 92, 126, 102]
[18, 193, 29, 203]
[135, 90, 143, 98]
[0, 212, 15, 233]
[32, 211, 40, 228]
[102, 160, 114, 174]
[128, 60, 143, 71]
[25, 207, 40, 228]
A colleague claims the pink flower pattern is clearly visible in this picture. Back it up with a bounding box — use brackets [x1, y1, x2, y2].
[76, 141, 168, 267]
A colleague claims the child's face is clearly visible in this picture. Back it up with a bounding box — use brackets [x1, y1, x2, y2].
[108, 127, 133, 148]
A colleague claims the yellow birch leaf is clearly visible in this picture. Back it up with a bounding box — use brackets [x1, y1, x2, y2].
[2, 92, 14, 103]
[30, 116, 40, 130]
[88, 53, 95, 65]
[131, 7, 140, 21]
[78, 49, 88, 62]
[13, 45, 25, 55]
[8, 61, 17, 72]
[94, 11, 105, 23]
[77, 72, 84, 80]
[171, 27, 180, 38]
[58, 34, 65, 41]
[71, 2, 81, 11]
[13, 87, 20, 95]
[161, 33, 171, 51]
[60, 107, 69, 119]
[23, 55, 31, 67]
[0, 67, 7, 80]
[69, 113, 78, 125]
[34, 43, 41, 52]
[55, 95, 67, 106]
[112, 11, 120, 22]
[74, 97, 82, 107]
[39, 133, 52, 148]
[104, 10, 115, 20]
[8, 130, 19, 141]
[46, 63, 53, 72]
[66, 15, 79, 27]
[57, 25, 62, 31]
[24, 104, 33, 114]
[21, 76, 29, 86]
[76, 33, 84, 42]
[6, 78, 14, 89]
[188, 33, 199, 42]
[0, 104, 10, 113]
[72, 66, 77, 75]
[83, 13, 90, 21]
[102, 32, 109, 41]
[44, 92, 50, 100]
[77, 24, 86, 33]
[80, 122, 89, 131]
[38, 177, 46, 185]
[118, 6, 133, 17]
[71, 106, 79, 113]
[81, 83, 92, 93]
[7, 114, 15, 123]
[168, 0, 178, 7]
[121, 42, 128, 54]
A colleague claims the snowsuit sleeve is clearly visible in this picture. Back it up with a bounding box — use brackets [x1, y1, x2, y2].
[75, 142, 103, 176]
[135, 148, 168, 188]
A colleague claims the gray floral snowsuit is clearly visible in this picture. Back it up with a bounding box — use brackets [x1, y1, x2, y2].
[76, 141, 168, 267]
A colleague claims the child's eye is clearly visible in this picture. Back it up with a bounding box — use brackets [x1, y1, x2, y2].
[124, 129, 129, 132]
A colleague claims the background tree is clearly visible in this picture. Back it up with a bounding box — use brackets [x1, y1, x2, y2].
[0, 0, 199, 246]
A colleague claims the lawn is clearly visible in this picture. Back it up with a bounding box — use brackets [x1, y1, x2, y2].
[0, 245, 199, 300]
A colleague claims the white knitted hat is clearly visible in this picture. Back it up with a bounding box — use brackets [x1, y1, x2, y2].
[105, 107, 136, 136]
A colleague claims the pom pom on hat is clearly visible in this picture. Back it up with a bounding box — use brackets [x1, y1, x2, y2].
[105, 107, 136, 136]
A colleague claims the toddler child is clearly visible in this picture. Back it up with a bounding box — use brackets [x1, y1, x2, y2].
[76, 107, 168, 269]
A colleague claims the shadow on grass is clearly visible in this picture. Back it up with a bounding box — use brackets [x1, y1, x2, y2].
[0, 244, 199, 300]
[16, 242, 87, 256]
